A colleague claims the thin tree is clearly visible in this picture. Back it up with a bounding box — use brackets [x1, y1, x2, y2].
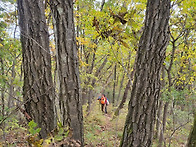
[17, 0, 56, 138]
[112, 64, 117, 105]
[50, 0, 84, 145]
[114, 79, 131, 117]
[120, 0, 170, 146]
[187, 112, 196, 147]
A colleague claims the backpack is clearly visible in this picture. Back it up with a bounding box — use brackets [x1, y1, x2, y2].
[106, 99, 109, 105]
[100, 97, 106, 104]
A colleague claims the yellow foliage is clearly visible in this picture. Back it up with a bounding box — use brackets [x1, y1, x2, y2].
[89, 43, 97, 49]
[112, 26, 123, 32]
[76, 37, 89, 45]
[80, 60, 89, 67]
[75, 14, 80, 17]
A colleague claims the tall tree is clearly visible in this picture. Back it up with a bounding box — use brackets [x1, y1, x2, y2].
[50, 0, 84, 145]
[112, 64, 117, 105]
[0, 58, 5, 119]
[120, 0, 170, 146]
[17, 0, 55, 138]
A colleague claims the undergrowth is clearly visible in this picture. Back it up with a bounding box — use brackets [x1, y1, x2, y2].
[83, 99, 127, 146]
[0, 99, 193, 147]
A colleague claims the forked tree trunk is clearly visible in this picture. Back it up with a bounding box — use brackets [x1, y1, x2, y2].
[159, 33, 177, 146]
[50, 0, 83, 144]
[17, 0, 55, 139]
[120, 0, 170, 146]
[86, 56, 108, 112]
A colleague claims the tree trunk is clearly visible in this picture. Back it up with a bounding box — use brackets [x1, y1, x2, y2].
[114, 79, 131, 117]
[120, 0, 170, 146]
[86, 56, 108, 112]
[156, 100, 163, 138]
[156, 67, 165, 139]
[0, 58, 5, 118]
[187, 112, 196, 147]
[17, 0, 55, 139]
[86, 51, 96, 112]
[50, 0, 83, 144]
[159, 101, 169, 147]
[117, 73, 125, 104]
[159, 32, 178, 146]
[8, 57, 16, 108]
[112, 64, 117, 106]
[0, 58, 6, 141]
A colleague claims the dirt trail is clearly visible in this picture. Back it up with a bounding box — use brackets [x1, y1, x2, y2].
[99, 113, 112, 132]
[104, 113, 112, 127]
[84, 101, 122, 147]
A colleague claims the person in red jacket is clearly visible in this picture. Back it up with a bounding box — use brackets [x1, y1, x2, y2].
[98, 94, 108, 114]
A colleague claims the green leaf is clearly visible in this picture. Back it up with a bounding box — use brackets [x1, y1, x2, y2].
[54, 135, 64, 141]
[28, 120, 41, 135]
[28, 120, 37, 128]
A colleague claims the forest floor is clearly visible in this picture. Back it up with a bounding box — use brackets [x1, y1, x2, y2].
[83, 99, 127, 147]
[0, 99, 193, 147]
[83, 99, 193, 147]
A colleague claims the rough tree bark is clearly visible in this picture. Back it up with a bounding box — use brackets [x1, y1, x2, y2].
[120, 0, 170, 146]
[50, 0, 84, 145]
[17, 0, 55, 138]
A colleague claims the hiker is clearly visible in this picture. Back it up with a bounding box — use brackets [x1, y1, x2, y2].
[98, 94, 109, 114]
